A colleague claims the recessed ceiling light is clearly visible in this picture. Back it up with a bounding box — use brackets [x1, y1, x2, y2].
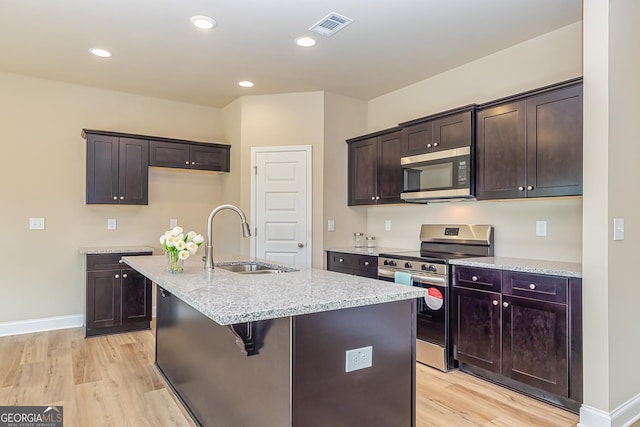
[190, 15, 217, 30]
[295, 37, 316, 47]
[89, 48, 111, 58]
[238, 81, 254, 88]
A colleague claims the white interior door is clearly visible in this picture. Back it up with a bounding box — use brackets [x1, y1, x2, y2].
[252, 146, 311, 268]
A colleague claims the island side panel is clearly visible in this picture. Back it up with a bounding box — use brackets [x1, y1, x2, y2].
[292, 299, 416, 427]
[155, 286, 291, 427]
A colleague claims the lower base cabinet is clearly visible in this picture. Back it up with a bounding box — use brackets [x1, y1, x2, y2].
[85, 252, 152, 337]
[452, 266, 582, 412]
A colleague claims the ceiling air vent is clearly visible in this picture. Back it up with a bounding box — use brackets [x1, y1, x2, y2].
[309, 12, 354, 36]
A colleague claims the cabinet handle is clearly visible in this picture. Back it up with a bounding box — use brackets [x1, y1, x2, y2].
[426, 143, 432, 148]
[433, 142, 439, 147]
[518, 186, 525, 191]
[118, 259, 124, 264]
[113, 196, 118, 200]
[160, 288, 170, 298]
[191, 161, 195, 165]
[492, 300, 499, 306]
[375, 196, 380, 200]
[371, 196, 376, 200]
[527, 185, 534, 191]
[339, 258, 344, 263]
[122, 273, 128, 278]
[471, 275, 478, 282]
[185, 161, 189, 165]
[364, 261, 370, 266]
[529, 283, 536, 290]
[115, 274, 120, 279]
[119, 196, 124, 200]
[503, 302, 509, 308]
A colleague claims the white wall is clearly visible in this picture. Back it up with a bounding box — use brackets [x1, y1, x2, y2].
[0, 71, 225, 323]
[361, 22, 583, 262]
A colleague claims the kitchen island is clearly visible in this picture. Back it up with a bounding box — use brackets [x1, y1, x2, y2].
[123, 254, 427, 427]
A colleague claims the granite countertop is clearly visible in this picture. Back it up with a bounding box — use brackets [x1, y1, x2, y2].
[123, 253, 428, 325]
[450, 256, 582, 278]
[325, 246, 415, 256]
[79, 245, 155, 255]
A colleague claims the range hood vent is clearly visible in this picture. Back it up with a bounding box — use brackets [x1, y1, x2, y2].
[309, 12, 354, 36]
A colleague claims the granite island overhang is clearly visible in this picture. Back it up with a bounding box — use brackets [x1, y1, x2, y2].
[123, 254, 428, 427]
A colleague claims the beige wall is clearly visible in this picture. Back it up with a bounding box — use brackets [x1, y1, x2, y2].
[583, 0, 640, 415]
[361, 22, 584, 262]
[0, 71, 227, 323]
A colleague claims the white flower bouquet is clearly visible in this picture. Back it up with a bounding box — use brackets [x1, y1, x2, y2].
[160, 226, 204, 273]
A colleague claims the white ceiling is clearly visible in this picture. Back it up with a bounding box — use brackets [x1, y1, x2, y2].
[0, 0, 582, 108]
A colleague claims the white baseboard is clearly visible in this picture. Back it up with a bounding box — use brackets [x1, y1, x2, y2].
[0, 314, 83, 337]
[580, 394, 640, 427]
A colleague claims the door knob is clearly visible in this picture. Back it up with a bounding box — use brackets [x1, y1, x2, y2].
[298, 242, 304, 248]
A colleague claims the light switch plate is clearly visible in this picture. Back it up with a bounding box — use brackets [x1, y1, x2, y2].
[384, 220, 391, 231]
[613, 218, 625, 241]
[107, 218, 117, 230]
[327, 219, 335, 232]
[170, 218, 178, 228]
[535, 221, 547, 237]
[345, 346, 373, 372]
[29, 217, 45, 230]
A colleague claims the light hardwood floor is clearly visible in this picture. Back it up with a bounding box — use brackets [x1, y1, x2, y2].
[0, 326, 579, 426]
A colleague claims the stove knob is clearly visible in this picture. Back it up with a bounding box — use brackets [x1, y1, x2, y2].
[405, 262, 412, 269]
[389, 260, 397, 267]
[421, 264, 429, 271]
[428, 265, 437, 272]
[383, 260, 389, 265]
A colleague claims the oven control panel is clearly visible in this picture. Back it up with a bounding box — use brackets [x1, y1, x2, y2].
[378, 257, 447, 276]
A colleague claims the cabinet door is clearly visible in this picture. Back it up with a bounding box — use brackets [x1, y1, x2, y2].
[189, 144, 230, 172]
[86, 270, 122, 330]
[377, 131, 403, 204]
[452, 287, 501, 374]
[476, 101, 526, 200]
[121, 268, 151, 323]
[118, 138, 149, 205]
[149, 140, 190, 168]
[502, 295, 568, 397]
[526, 85, 583, 197]
[86, 134, 119, 204]
[348, 137, 378, 206]
[401, 121, 433, 157]
[433, 111, 472, 151]
[353, 254, 378, 278]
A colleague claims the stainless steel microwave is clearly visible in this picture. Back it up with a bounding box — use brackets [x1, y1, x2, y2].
[400, 147, 474, 202]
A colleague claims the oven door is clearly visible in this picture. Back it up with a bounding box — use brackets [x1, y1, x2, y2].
[411, 274, 448, 347]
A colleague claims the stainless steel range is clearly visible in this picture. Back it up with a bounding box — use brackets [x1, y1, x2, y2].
[378, 224, 493, 371]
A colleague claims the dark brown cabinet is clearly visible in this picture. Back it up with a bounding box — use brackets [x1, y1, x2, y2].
[85, 252, 152, 337]
[326, 251, 378, 279]
[347, 128, 403, 206]
[85, 132, 149, 205]
[399, 107, 475, 157]
[452, 265, 582, 412]
[476, 79, 583, 199]
[149, 140, 230, 172]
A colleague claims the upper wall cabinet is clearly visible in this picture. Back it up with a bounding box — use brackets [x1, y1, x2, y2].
[399, 106, 475, 157]
[85, 132, 149, 205]
[83, 129, 231, 205]
[476, 79, 583, 200]
[149, 140, 230, 172]
[347, 128, 403, 206]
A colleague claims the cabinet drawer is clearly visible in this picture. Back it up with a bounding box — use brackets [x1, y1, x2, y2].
[87, 252, 152, 271]
[327, 252, 354, 270]
[454, 266, 501, 292]
[355, 255, 377, 272]
[503, 272, 568, 304]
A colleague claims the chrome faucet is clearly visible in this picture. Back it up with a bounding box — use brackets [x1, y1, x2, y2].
[204, 204, 251, 270]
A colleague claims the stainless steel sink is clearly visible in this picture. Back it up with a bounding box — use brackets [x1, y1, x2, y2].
[216, 261, 296, 274]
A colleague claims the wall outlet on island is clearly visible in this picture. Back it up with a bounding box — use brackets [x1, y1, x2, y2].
[170, 218, 178, 228]
[345, 346, 373, 372]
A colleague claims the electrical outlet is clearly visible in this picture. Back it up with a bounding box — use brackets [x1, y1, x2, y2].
[384, 220, 391, 231]
[170, 218, 178, 228]
[29, 217, 45, 230]
[107, 218, 117, 230]
[345, 346, 373, 372]
[535, 221, 547, 237]
[327, 219, 335, 232]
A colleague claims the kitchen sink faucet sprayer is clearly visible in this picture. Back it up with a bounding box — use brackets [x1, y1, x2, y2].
[204, 204, 251, 271]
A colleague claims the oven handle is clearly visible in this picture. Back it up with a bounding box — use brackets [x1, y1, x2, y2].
[377, 268, 446, 287]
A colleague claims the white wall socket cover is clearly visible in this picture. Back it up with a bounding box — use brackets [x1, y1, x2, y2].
[345, 346, 373, 372]
[384, 220, 391, 231]
[535, 220, 547, 237]
[107, 218, 117, 230]
[327, 219, 335, 232]
[29, 217, 45, 230]
[613, 218, 625, 241]
[170, 218, 178, 228]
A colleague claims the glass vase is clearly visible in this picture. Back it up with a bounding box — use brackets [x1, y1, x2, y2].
[166, 250, 184, 273]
